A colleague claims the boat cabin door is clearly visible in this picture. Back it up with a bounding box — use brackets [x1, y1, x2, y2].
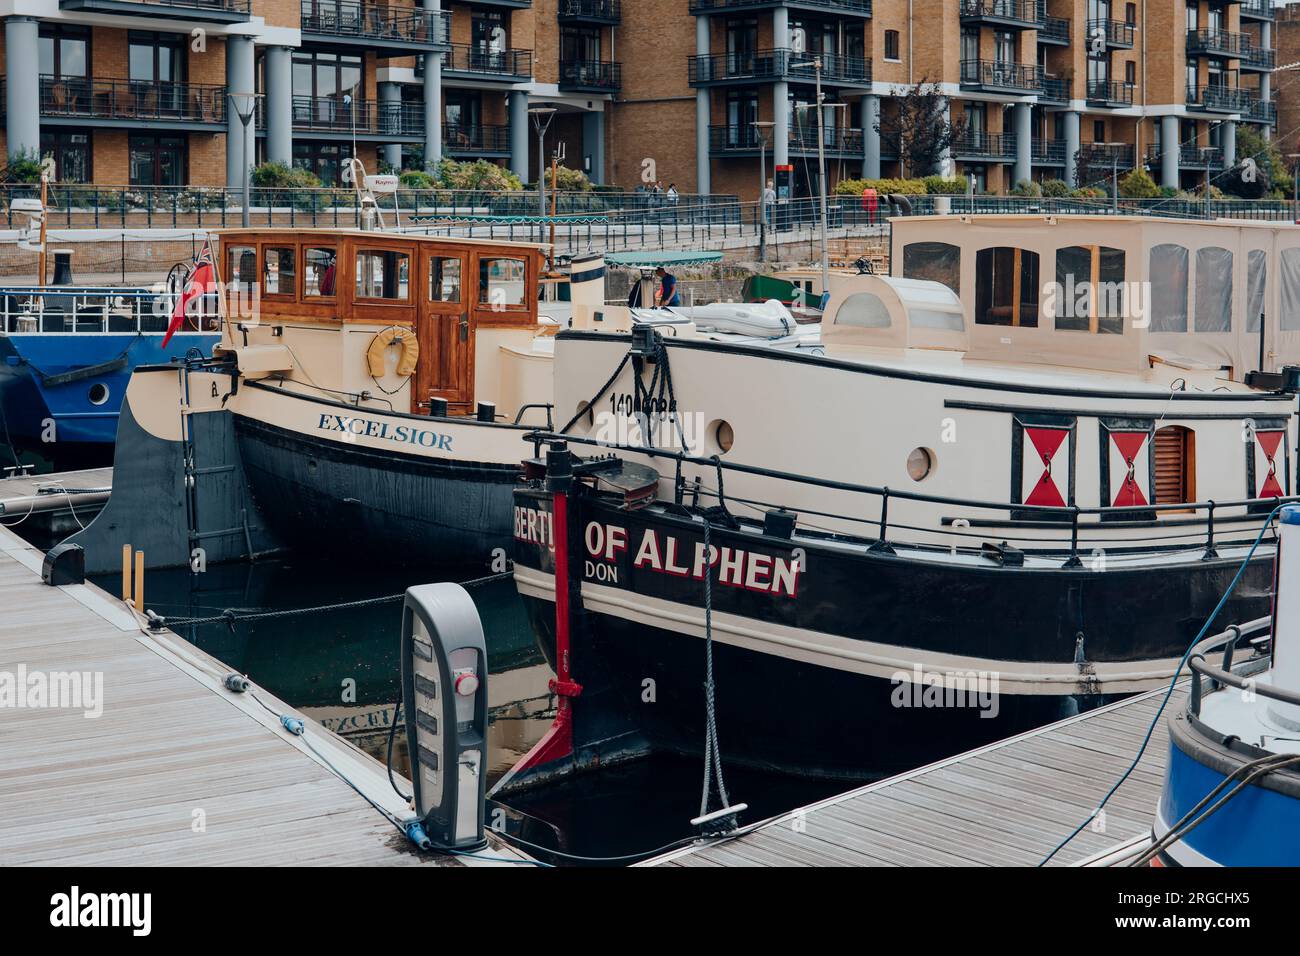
[416, 250, 476, 415]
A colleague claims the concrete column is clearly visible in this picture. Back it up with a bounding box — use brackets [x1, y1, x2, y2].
[772, 8, 789, 170]
[1063, 110, 1080, 187]
[1160, 114, 1179, 189]
[509, 90, 529, 180]
[861, 94, 880, 180]
[1260, 25, 1272, 142]
[1012, 102, 1031, 186]
[936, 99, 952, 177]
[695, 15, 711, 194]
[264, 45, 293, 168]
[226, 34, 256, 186]
[1222, 120, 1236, 168]
[4, 17, 40, 160]
[423, 0, 443, 169]
[582, 110, 606, 184]
[379, 82, 403, 170]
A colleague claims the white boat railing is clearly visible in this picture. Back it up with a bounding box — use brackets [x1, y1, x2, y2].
[0, 286, 221, 336]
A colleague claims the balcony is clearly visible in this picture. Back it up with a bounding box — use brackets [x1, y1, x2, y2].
[1185, 29, 1248, 58]
[1186, 84, 1255, 113]
[1038, 73, 1069, 103]
[688, 0, 872, 16]
[1038, 11, 1071, 45]
[959, 59, 1039, 94]
[1244, 97, 1277, 124]
[443, 125, 511, 157]
[1145, 145, 1224, 169]
[1086, 79, 1134, 107]
[442, 44, 533, 82]
[1031, 139, 1067, 165]
[1079, 142, 1134, 167]
[958, 0, 1041, 29]
[708, 124, 865, 157]
[688, 49, 871, 87]
[1240, 0, 1273, 20]
[299, 2, 450, 53]
[559, 59, 622, 92]
[1240, 45, 1276, 71]
[1087, 18, 1134, 48]
[288, 95, 423, 141]
[558, 0, 621, 23]
[951, 131, 1017, 161]
[36, 76, 226, 130]
[58, 0, 249, 22]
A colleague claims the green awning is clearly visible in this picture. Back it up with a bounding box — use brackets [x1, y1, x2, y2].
[604, 251, 723, 268]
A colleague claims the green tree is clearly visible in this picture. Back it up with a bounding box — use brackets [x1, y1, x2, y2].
[876, 80, 965, 178]
[1118, 167, 1161, 199]
[1219, 124, 1281, 199]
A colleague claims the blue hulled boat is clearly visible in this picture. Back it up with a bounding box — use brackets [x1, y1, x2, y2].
[1150, 505, 1300, 866]
[0, 286, 218, 466]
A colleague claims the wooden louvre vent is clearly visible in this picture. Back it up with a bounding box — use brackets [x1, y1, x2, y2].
[1153, 426, 1194, 506]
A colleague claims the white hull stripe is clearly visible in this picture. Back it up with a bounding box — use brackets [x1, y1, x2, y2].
[514, 565, 1185, 696]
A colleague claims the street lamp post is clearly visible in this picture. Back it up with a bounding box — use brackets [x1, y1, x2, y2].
[1289, 153, 1300, 222]
[529, 107, 557, 230]
[228, 92, 260, 228]
[792, 56, 840, 299]
[752, 120, 775, 262]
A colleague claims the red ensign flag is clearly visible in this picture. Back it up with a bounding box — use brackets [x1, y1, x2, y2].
[163, 241, 216, 348]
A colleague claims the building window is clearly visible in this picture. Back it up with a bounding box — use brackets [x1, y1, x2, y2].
[1093, 119, 1106, 141]
[975, 248, 1040, 327]
[884, 30, 900, 61]
[129, 31, 184, 84]
[472, 10, 508, 53]
[293, 141, 345, 185]
[1125, 61, 1135, 85]
[38, 25, 89, 80]
[129, 135, 185, 186]
[1154, 426, 1196, 506]
[292, 50, 363, 104]
[40, 131, 91, 183]
[1125, 2, 1136, 24]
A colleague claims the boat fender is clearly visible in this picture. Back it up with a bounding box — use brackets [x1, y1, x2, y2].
[280, 715, 305, 736]
[366, 326, 419, 378]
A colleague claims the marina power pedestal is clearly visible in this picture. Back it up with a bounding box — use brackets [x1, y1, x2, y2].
[401, 583, 489, 852]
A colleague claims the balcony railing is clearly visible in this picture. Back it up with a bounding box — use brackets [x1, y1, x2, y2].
[1246, 98, 1277, 124]
[442, 44, 533, 80]
[288, 95, 422, 137]
[951, 131, 1017, 160]
[443, 125, 511, 154]
[688, 0, 872, 14]
[37, 75, 226, 125]
[1186, 29, 1248, 57]
[58, 0, 250, 21]
[558, 0, 621, 21]
[1187, 84, 1255, 113]
[708, 124, 865, 155]
[559, 59, 622, 91]
[958, 0, 1041, 27]
[1038, 73, 1069, 102]
[959, 59, 1039, 93]
[688, 49, 871, 85]
[1031, 139, 1067, 164]
[299, 1, 450, 48]
[1240, 0, 1273, 19]
[1087, 18, 1134, 47]
[1079, 142, 1134, 167]
[1241, 45, 1276, 70]
[1145, 145, 1224, 169]
[1038, 13, 1071, 43]
[1086, 79, 1134, 106]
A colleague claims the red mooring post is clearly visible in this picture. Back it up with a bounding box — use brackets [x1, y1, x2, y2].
[498, 444, 581, 782]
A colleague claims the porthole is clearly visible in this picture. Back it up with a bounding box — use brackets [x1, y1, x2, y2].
[88, 383, 110, 406]
[575, 400, 594, 429]
[907, 447, 934, 482]
[708, 419, 734, 455]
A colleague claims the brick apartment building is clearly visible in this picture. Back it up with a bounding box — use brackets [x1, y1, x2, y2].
[0, 0, 1281, 198]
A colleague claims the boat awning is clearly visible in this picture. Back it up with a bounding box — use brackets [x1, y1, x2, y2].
[605, 251, 724, 268]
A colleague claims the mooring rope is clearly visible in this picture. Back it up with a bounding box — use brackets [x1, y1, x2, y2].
[698, 518, 732, 820]
[152, 568, 512, 630]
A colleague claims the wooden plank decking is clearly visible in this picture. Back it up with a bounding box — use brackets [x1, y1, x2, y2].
[647, 688, 1178, 867]
[0, 523, 528, 866]
[0, 466, 113, 519]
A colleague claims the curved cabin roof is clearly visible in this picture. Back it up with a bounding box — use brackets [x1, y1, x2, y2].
[821, 274, 967, 352]
[889, 213, 1300, 381]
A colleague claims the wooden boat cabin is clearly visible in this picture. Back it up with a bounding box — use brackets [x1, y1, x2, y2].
[214, 228, 552, 419]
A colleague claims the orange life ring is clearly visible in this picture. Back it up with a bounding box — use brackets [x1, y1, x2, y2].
[366, 326, 419, 378]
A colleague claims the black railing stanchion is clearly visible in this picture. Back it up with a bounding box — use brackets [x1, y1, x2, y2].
[1062, 505, 1083, 567]
[869, 487, 895, 554]
[1203, 500, 1219, 560]
[1190, 665, 1202, 715]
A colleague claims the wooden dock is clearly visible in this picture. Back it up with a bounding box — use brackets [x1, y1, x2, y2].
[0, 523, 530, 866]
[0, 466, 112, 520]
[647, 688, 1178, 867]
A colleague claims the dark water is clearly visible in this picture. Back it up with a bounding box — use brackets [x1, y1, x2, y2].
[76, 552, 844, 864]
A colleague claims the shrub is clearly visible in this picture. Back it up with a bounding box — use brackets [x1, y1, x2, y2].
[922, 175, 968, 195]
[434, 158, 523, 192]
[398, 169, 436, 190]
[1070, 186, 1106, 198]
[1010, 179, 1042, 197]
[1117, 166, 1161, 199]
[249, 161, 321, 190]
[3, 149, 44, 185]
[833, 177, 928, 196]
[550, 165, 593, 191]
[1041, 178, 1070, 198]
